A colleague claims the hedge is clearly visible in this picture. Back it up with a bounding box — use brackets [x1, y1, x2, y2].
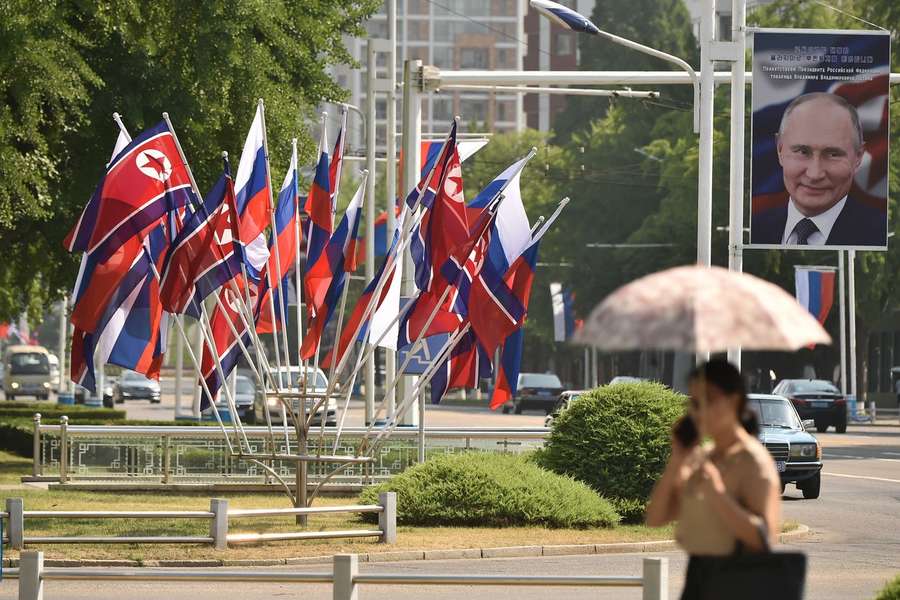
[876, 574, 900, 600]
[536, 381, 685, 523]
[360, 452, 620, 529]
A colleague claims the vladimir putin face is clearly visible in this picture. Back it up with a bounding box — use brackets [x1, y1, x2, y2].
[776, 95, 864, 217]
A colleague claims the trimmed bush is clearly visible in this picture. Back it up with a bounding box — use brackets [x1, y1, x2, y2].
[536, 382, 685, 522]
[0, 406, 126, 421]
[360, 452, 620, 529]
[876, 574, 900, 600]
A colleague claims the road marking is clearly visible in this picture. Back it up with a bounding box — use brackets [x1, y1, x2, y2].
[824, 452, 900, 463]
[884, 452, 900, 457]
[824, 472, 900, 484]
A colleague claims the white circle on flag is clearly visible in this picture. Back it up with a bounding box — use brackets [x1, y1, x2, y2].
[135, 149, 173, 181]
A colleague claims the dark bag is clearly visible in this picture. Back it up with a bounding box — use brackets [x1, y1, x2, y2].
[682, 521, 806, 600]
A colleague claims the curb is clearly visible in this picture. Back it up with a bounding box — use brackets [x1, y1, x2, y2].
[0, 527, 810, 569]
[0, 539, 676, 568]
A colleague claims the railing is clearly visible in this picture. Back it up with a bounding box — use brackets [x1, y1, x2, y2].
[28, 414, 549, 486]
[1, 493, 396, 550]
[7, 552, 669, 600]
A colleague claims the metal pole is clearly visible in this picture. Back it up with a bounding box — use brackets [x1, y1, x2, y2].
[838, 251, 847, 396]
[399, 58, 422, 427]
[192, 323, 203, 419]
[385, 0, 399, 423]
[849, 249, 857, 401]
[697, 0, 716, 269]
[726, 0, 746, 369]
[365, 41, 378, 426]
[583, 347, 590, 389]
[175, 316, 183, 417]
[57, 296, 67, 394]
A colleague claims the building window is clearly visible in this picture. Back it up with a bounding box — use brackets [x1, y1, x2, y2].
[376, 99, 387, 120]
[460, 47, 489, 69]
[460, 98, 488, 123]
[433, 46, 453, 68]
[433, 97, 453, 122]
[555, 33, 573, 56]
[496, 100, 515, 123]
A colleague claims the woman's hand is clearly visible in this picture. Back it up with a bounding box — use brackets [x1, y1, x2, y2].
[699, 460, 726, 497]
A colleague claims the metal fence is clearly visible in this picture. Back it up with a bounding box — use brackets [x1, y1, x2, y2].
[1, 493, 396, 550]
[7, 552, 670, 600]
[29, 414, 549, 486]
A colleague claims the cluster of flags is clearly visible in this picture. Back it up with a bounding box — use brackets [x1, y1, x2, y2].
[65, 103, 563, 417]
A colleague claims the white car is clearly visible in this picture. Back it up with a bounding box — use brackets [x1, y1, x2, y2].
[253, 366, 337, 426]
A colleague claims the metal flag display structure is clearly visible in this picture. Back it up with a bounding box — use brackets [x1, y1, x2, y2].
[63, 110, 566, 512]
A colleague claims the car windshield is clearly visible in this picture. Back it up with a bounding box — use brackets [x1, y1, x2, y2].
[8, 353, 50, 376]
[788, 380, 839, 394]
[122, 371, 151, 384]
[518, 374, 562, 388]
[273, 370, 327, 389]
[236, 378, 255, 395]
[748, 397, 802, 429]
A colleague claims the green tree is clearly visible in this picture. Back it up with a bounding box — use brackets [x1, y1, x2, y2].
[0, 0, 378, 322]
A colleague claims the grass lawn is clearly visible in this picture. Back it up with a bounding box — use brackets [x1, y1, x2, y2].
[0, 451, 795, 563]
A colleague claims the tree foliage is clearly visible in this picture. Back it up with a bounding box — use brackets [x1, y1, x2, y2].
[0, 0, 378, 322]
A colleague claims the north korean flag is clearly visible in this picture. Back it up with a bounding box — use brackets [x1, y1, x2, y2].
[64, 121, 194, 262]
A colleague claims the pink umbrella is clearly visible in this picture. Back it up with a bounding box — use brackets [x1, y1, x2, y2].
[573, 265, 831, 353]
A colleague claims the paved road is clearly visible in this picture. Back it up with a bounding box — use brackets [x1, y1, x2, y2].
[2, 426, 897, 599]
[123, 378, 547, 427]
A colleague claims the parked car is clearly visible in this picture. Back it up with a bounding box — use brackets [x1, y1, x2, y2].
[113, 370, 161, 404]
[208, 374, 257, 423]
[772, 379, 846, 433]
[608, 376, 647, 385]
[253, 366, 336, 426]
[501, 372, 564, 415]
[748, 393, 823, 499]
[543, 390, 586, 427]
[73, 378, 115, 406]
[3, 345, 53, 400]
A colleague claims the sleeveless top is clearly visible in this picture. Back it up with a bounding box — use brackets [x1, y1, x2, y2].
[675, 437, 779, 556]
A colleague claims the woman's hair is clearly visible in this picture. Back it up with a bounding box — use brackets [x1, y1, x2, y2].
[688, 359, 759, 435]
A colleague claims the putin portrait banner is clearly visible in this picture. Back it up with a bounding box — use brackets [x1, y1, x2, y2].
[749, 29, 890, 250]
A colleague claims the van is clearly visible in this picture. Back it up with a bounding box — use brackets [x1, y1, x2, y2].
[3, 345, 54, 400]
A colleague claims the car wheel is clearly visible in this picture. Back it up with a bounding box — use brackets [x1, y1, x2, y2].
[501, 405, 511, 414]
[835, 420, 847, 434]
[514, 402, 523, 415]
[39, 394, 48, 401]
[151, 399, 161, 404]
[800, 472, 821, 499]
[6, 395, 14, 401]
[816, 422, 829, 433]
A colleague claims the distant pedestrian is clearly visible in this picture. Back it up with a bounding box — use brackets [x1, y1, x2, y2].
[894, 377, 900, 410]
[645, 359, 782, 599]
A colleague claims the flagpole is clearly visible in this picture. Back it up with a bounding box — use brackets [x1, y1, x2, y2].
[367, 324, 471, 454]
[327, 171, 369, 388]
[140, 241, 236, 453]
[838, 251, 848, 397]
[332, 107, 348, 217]
[310, 120, 458, 421]
[258, 99, 293, 386]
[161, 113, 267, 449]
[293, 138, 303, 367]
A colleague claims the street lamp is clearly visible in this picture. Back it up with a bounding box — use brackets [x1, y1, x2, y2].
[529, 0, 699, 133]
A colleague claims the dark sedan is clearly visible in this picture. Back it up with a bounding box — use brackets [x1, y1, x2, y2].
[501, 372, 564, 414]
[113, 370, 161, 404]
[772, 379, 846, 433]
[749, 394, 823, 499]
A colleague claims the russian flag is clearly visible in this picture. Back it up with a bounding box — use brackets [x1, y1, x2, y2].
[550, 283, 577, 342]
[303, 124, 333, 314]
[71, 226, 169, 392]
[64, 120, 195, 262]
[300, 175, 366, 360]
[795, 267, 836, 327]
[234, 103, 272, 278]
